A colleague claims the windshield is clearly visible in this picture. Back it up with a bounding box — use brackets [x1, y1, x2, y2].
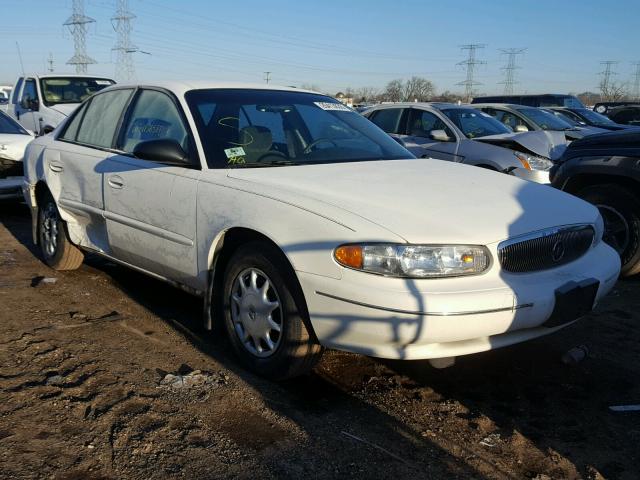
[515, 107, 573, 130]
[441, 108, 510, 138]
[39, 77, 115, 106]
[546, 110, 581, 126]
[185, 89, 413, 168]
[575, 108, 616, 125]
[0, 111, 28, 135]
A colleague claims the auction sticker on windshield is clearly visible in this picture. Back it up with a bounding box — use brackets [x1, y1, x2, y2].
[314, 102, 352, 112]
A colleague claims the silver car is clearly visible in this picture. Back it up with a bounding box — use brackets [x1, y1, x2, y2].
[364, 102, 560, 183]
[472, 103, 596, 141]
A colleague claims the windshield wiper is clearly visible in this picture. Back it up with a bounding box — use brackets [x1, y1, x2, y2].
[230, 160, 300, 168]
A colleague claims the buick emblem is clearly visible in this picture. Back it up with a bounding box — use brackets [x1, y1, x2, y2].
[551, 240, 565, 262]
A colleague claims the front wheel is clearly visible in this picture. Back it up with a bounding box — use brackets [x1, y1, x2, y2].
[222, 242, 323, 380]
[578, 184, 640, 277]
[38, 192, 84, 270]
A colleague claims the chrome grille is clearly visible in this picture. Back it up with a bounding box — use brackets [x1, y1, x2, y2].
[498, 225, 595, 273]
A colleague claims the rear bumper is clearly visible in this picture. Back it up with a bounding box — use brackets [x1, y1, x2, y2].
[298, 241, 620, 360]
[0, 176, 24, 200]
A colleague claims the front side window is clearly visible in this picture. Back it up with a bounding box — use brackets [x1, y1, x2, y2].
[120, 89, 190, 154]
[76, 89, 133, 148]
[515, 107, 572, 130]
[21, 79, 37, 103]
[368, 108, 405, 134]
[39, 77, 115, 106]
[186, 89, 412, 168]
[494, 110, 531, 131]
[407, 109, 454, 139]
[441, 108, 509, 138]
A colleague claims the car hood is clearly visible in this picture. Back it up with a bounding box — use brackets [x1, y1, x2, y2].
[226, 159, 599, 245]
[0, 133, 34, 162]
[49, 103, 80, 117]
[474, 131, 567, 160]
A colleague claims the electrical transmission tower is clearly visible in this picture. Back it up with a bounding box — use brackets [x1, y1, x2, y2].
[64, 0, 96, 73]
[457, 44, 486, 102]
[631, 62, 640, 100]
[499, 48, 526, 95]
[112, 0, 137, 82]
[47, 53, 54, 73]
[264, 71, 271, 84]
[599, 60, 619, 95]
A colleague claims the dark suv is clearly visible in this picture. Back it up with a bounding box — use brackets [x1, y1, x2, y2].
[551, 131, 640, 276]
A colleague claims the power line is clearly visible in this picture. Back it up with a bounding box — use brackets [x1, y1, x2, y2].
[499, 48, 526, 95]
[599, 60, 618, 93]
[456, 44, 486, 102]
[47, 52, 54, 73]
[64, 0, 96, 73]
[631, 62, 640, 101]
[112, 0, 137, 82]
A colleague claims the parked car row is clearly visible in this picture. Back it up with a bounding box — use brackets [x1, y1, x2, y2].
[17, 81, 627, 381]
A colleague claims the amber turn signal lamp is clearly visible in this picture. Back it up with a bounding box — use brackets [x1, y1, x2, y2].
[334, 245, 363, 269]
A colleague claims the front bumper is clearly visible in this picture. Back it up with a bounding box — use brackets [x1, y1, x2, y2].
[298, 241, 620, 360]
[0, 176, 24, 200]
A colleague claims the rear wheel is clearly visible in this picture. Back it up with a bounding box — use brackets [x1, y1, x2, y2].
[577, 184, 640, 277]
[38, 192, 84, 270]
[222, 241, 323, 380]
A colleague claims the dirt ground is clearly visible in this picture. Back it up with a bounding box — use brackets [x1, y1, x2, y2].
[1, 202, 639, 480]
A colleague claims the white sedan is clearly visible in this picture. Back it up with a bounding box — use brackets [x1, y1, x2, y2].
[22, 82, 620, 379]
[0, 110, 34, 199]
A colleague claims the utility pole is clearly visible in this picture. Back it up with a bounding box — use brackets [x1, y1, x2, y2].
[112, 0, 137, 82]
[631, 62, 640, 101]
[457, 44, 486, 102]
[264, 71, 271, 84]
[599, 60, 619, 99]
[499, 48, 526, 95]
[64, 0, 96, 73]
[47, 53, 54, 73]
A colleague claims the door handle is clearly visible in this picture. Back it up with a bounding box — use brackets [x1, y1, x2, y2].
[49, 162, 63, 173]
[108, 176, 124, 189]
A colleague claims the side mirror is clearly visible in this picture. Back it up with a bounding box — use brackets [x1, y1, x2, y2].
[430, 129, 451, 142]
[132, 139, 190, 166]
[20, 97, 38, 111]
[514, 125, 529, 133]
[42, 125, 55, 135]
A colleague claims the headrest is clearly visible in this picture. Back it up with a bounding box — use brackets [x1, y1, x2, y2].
[238, 126, 272, 151]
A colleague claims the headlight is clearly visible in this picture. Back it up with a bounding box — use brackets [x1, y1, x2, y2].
[334, 244, 491, 278]
[514, 152, 554, 171]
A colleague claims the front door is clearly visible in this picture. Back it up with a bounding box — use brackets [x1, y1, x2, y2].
[401, 109, 461, 161]
[15, 78, 39, 132]
[102, 88, 200, 283]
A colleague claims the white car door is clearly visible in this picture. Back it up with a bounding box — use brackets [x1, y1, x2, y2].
[51, 88, 135, 253]
[102, 88, 200, 283]
[401, 109, 462, 161]
[15, 78, 39, 132]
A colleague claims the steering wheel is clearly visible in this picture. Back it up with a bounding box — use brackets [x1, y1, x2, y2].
[255, 150, 288, 163]
[303, 138, 339, 154]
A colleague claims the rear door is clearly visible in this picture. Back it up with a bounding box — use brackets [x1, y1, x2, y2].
[53, 88, 134, 253]
[102, 88, 200, 282]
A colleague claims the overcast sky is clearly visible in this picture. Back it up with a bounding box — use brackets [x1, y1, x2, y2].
[1, 0, 638, 96]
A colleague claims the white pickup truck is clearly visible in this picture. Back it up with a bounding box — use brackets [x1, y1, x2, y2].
[7, 74, 115, 135]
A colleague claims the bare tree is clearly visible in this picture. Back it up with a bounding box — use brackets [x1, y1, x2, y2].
[431, 90, 465, 103]
[300, 83, 321, 92]
[599, 79, 628, 102]
[402, 76, 435, 102]
[382, 79, 404, 102]
[354, 86, 379, 103]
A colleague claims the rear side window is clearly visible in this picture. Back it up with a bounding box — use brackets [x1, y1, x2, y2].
[120, 89, 190, 154]
[368, 108, 404, 134]
[76, 89, 133, 148]
[59, 102, 89, 142]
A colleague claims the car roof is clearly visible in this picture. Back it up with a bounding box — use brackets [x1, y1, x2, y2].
[104, 81, 318, 97]
[23, 73, 116, 80]
[469, 103, 529, 110]
[366, 102, 470, 110]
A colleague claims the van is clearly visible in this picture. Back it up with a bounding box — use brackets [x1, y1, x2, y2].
[471, 94, 584, 109]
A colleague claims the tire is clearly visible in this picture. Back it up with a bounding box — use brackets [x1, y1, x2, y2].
[222, 241, 323, 380]
[37, 192, 84, 271]
[577, 184, 640, 277]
